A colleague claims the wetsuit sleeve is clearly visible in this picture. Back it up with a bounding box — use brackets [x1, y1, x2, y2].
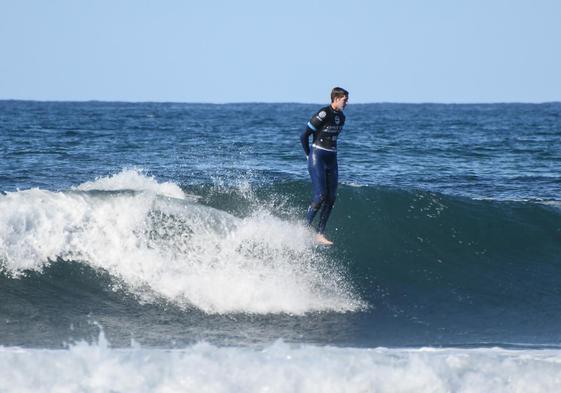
[300, 126, 313, 156]
[308, 109, 327, 133]
[301, 109, 327, 156]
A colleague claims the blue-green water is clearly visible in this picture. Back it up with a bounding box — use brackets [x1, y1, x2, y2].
[1, 100, 561, 351]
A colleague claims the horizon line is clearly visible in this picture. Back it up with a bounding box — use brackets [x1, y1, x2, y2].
[1, 98, 560, 106]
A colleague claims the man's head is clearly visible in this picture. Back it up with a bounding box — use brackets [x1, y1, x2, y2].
[330, 87, 349, 111]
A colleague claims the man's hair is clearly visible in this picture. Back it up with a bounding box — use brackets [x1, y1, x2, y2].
[331, 87, 349, 102]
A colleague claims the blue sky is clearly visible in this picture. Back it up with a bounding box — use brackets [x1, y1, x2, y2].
[1, 0, 560, 103]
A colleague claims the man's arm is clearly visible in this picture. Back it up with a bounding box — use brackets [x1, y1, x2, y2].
[300, 124, 315, 157]
[300, 109, 326, 157]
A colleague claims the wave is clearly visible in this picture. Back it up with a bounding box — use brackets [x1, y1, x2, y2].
[329, 183, 561, 290]
[291, 182, 561, 334]
[0, 170, 363, 315]
[1, 330, 560, 393]
[3, 169, 561, 322]
[199, 178, 561, 331]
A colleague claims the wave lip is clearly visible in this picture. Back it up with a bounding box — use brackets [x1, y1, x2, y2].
[0, 170, 364, 315]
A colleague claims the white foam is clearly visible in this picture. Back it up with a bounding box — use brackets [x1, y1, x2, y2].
[1, 335, 560, 393]
[541, 200, 561, 209]
[75, 168, 186, 199]
[0, 170, 363, 314]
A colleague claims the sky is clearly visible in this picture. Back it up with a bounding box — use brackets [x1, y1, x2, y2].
[1, 0, 560, 103]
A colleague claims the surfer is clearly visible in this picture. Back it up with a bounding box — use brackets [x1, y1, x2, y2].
[300, 87, 349, 245]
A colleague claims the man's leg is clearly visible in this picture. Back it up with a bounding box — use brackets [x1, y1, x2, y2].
[317, 163, 338, 234]
[307, 152, 327, 227]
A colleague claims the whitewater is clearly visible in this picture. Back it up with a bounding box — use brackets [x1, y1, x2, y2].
[0, 170, 363, 315]
[2, 331, 561, 393]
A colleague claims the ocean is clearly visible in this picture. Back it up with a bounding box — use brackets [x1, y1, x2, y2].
[1, 100, 561, 392]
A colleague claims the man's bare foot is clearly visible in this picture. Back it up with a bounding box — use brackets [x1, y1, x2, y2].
[315, 233, 334, 246]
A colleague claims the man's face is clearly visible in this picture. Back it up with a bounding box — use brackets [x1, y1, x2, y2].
[333, 95, 348, 111]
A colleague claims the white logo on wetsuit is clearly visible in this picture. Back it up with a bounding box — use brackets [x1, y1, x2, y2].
[318, 111, 327, 119]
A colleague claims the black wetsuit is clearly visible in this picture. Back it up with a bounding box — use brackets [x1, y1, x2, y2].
[300, 105, 346, 234]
